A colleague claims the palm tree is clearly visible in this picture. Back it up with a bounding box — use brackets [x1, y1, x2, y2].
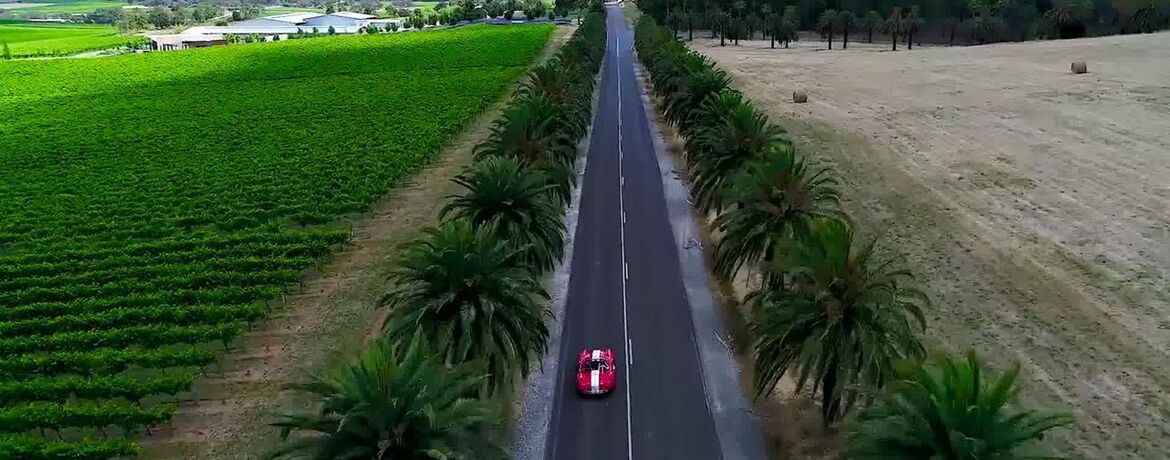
[779, 6, 799, 48]
[706, 3, 723, 39]
[441, 157, 566, 273]
[685, 91, 788, 213]
[883, 7, 903, 50]
[766, 12, 782, 48]
[967, 6, 1005, 45]
[940, 16, 959, 45]
[688, 9, 702, 40]
[749, 219, 929, 427]
[712, 144, 842, 279]
[837, 10, 855, 49]
[473, 94, 576, 205]
[903, 5, 923, 50]
[269, 333, 507, 460]
[668, 7, 686, 37]
[663, 64, 732, 135]
[1044, 0, 1089, 38]
[862, 10, 882, 43]
[732, 0, 746, 45]
[719, 10, 732, 45]
[381, 220, 551, 395]
[848, 351, 1074, 459]
[746, 12, 763, 39]
[516, 62, 589, 140]
[1131, 1, 1165, 32]
[818, 9, 838, 49]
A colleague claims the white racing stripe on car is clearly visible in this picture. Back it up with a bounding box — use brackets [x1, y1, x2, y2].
[591, 370, 600, 393]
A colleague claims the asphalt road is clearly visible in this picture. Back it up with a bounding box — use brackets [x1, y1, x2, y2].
[545, 6, 722, 459]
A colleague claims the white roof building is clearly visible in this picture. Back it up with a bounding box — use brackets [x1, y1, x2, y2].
[265, 12, 326, 24]
[329, 11, 376, 20]
[148, 12, 404, 51]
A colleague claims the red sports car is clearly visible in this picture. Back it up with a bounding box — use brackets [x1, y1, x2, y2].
[576, 348, 616, 395]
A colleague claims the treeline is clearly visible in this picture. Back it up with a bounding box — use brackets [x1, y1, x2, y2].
[396, 0, 556, 29]
[640, 0, 1169, 45]
[265, 6, 607, 459]
[634, 14, 1075, 458]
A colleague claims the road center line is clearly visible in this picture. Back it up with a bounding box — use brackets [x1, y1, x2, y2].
[614, 26, 634, 460]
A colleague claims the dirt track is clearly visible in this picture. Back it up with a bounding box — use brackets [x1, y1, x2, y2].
[692, 32, 1170, 458]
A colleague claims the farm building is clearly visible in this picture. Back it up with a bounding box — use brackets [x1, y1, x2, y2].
[147, 12, 403, 50]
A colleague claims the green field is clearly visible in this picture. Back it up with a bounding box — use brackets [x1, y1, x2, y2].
[2, 0, 126, 15]
[0, 24, 553, 458]
[0, 23, 137, 57]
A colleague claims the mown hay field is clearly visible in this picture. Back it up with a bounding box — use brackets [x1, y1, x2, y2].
[693, 32, 1170, 458]
[0, 23, 136, 57]
[0, 23, 552, 458]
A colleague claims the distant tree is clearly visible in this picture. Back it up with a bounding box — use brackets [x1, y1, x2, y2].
[1, 41, 10, 60]
[667, 7, 686, 36]
[902, 5, 923, 49]
[327, 25, 337, 34]
[272, 34, 281, 41]
[765, 12, 782, 47]
[687, 9, 701, 39]
[88, 7, 122, 24]
[523, 0, 547, 21]
[967, 6, 1005, 44]
[706, 3, 723, 38]
[818, 9, 838, 49]
[1000, 0, 1039, 40]
[1132, 1, 1167, 32]
[778, 6, 799, 48]
[116, 9, 151, 32]
[485, 0, 506, 18]
[388, 22, 400, 31]
[732, 0, 746, 44]
[1044, 0, 1090, 38]
[848, 351, 1073, 460]
[837, 10, 855, 48]
[939, 16, 959, 44]
[359, 0, 380, 15]
[862, 10, 883, 42]
[882, 7, 903, 50]
[718, 10, 731, 45]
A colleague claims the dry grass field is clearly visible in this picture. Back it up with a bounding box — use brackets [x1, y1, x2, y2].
[690, 32, 1170, 458]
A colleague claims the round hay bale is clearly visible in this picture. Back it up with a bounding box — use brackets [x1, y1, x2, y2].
[792, 91, 808, 103]
[1071, 61, 1088, 74]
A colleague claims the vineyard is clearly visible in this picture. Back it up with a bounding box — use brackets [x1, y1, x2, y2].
[0, 23, 553, 458]
[0, 23, 139, 58]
